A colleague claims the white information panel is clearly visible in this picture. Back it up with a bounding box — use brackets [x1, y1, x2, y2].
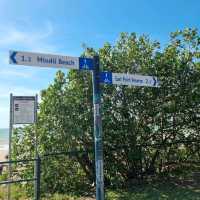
[112, 73, 159, 87]
[13, 96, 36, 124]
[100, 72, 160, 87]
[9, 50, 94, 70]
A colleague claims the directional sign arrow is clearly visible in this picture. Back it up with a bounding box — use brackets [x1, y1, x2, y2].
[153, 77, 158, 87]
[10, 51, 17, 64]
[100, 72, 160, 87]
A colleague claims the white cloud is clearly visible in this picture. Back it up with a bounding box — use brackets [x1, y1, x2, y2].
[0, 21, 59, 79]
[0, 20, 56, 53]
[0, 69, 33, 78]
[0, 85, 40, 99]
[0, 21, 59, 128]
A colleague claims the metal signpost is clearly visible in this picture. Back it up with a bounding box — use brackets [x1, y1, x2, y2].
[92, 56, 104, 200]
[8, 95, 37, 200]
[9, 50, 160, 200]
[8, 94, 13, 200]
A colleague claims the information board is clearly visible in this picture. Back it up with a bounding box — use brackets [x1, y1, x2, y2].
[13, 96, 36, 124]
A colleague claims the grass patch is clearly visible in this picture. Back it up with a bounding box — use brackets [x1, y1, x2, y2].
[106, 181, 200, 200]
[0, 185, 29, 200]
[0, 181, 200, 199]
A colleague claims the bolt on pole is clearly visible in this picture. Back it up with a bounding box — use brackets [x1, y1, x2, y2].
[92, 56, 104, 200]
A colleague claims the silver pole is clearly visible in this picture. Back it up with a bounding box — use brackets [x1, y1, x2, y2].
[8, 93, 13, 200]
[34, 94, 38, 156]
[34, 94, 40, 200]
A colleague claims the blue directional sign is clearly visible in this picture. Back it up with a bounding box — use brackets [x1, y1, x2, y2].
[79, 57, 93, 70]
[100, 72, 112, 84]
[9, 50, 94, 70]
[100, 71, 159, 87]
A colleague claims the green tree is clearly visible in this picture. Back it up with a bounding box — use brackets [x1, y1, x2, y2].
[12, 28, 200, 195]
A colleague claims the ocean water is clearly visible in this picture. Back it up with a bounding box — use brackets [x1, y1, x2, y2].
[0, 128, 9, 151]
[0, 128, 9, 140]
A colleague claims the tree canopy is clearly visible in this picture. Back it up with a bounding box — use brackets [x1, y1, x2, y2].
[12, 28, 200, 194]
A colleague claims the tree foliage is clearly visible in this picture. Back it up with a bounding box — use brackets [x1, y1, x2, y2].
[12, 28, 200, 194]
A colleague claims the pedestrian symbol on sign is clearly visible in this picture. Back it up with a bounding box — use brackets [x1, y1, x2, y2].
[100, 72, 112, 84]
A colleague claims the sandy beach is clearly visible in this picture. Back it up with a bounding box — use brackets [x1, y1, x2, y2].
[0, 140, 8, 161]
[0, 150, 8, 161]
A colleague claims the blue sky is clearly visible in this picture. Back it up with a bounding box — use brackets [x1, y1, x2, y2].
[0, 0, 199, 128]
